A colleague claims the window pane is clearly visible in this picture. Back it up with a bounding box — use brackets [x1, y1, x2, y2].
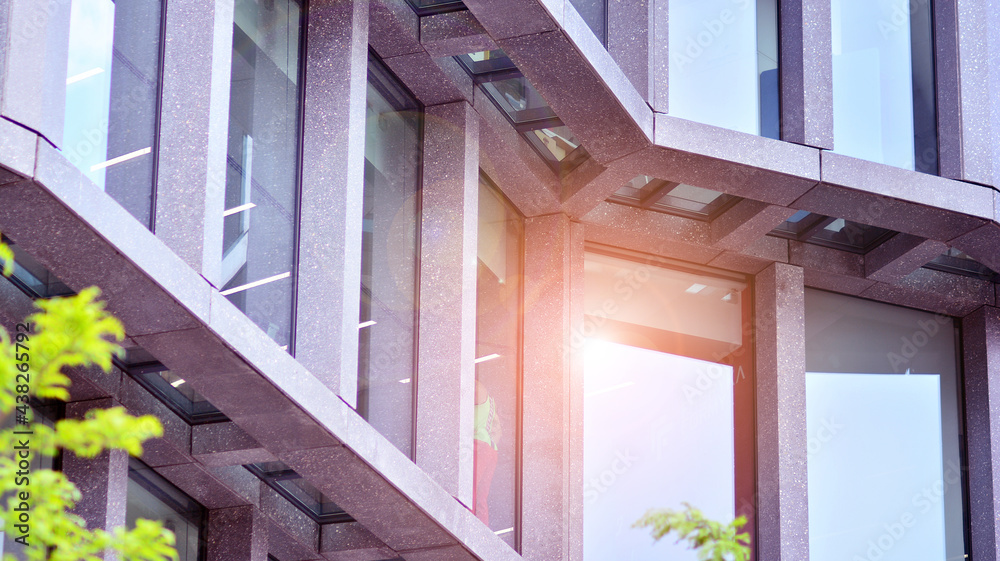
[584, 341, 734, 561]
[668, 0, 779, 137]
[473, 177, 522, 546]
[583, 254, 748, 561]
[356, 55, 421, 457]
[832, 0, 937, 172]
[222, 0, 304, 349]
[805, 289, 967, 561]
[569, 0, 607, 44]
[63, 0, 163, 227]
[127, 460, 205, 561]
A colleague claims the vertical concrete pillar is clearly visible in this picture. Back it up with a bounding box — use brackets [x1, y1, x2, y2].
[521, 214, 585, 561]
[648, 0, 669, 112]
[779, 0, 833, 148]
[62, 399, 129, 561]
[754, 262, 809, 561]
[960, 306, 1000, 561]
[947, 0, 1000, 186]
[153, 0, 234, 284]
[206, 505, 269, 561]
[0, 0, 71, 147]
[414, 101, 479, 506]
[295, 0, 369, 404]
[607, 0, 654, 103]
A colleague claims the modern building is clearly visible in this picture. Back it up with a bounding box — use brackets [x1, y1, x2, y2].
[0, 0, 999, 559]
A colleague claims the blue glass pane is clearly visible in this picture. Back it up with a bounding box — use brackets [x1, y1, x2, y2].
[669, 0, 777, 136]
[63, 0, 162, 227]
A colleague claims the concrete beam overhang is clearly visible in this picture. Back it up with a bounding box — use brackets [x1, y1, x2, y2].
[792, 151, 993, 242]
[0, 135, 521, 561]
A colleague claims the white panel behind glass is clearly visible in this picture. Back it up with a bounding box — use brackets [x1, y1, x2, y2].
[806, 372, 945, 561]
[668, 0, 760, 134]
[584, 339, 735, 561]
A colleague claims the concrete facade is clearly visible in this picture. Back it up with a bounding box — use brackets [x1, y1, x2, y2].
[0, 0, 999, 560]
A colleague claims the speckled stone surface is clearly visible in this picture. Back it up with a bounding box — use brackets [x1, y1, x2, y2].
[192, 421, 276, 467]
[859, 267, 995, 317]
[420, 11, 496, 58]
[0, 118, 37, 181]
[960, 306, 1000, 561]
[650, 117, 820, 206]
[582, 201, 723, 264]
[950, 223, 1000, 273]
[955, 0, 998, 187]
[368, 0, 421, 59]
[207, 506, 269, 561]
[63, 399, 130, 544]
[154, 0, 234, 286]
[817, 151, 994, 223]
[754, 263, 809, 561]
[0, 178, 211, 336]
[0, 0, 69, 147]
[498, 29, 651, 163]
[560, 149, 646, 219]
[415, 102, 478, 505]
[461, 0, 561, 40]
[712, 200, 797, 252]
[383, 51, 473, 106]
[933, 0, 963, 180]
[475, 91, 562, 217]
[521, 214, 584, 561]
[863, 233, 948, 284]
[296, 0, 368, 403]
[708, 235, 790, 275]
[155, 462, 251, 510]
[779, 0, 833, 148]
[607, 0, 652, 101]
[793, 184, 986, 244]
[321, 522, 396, 560]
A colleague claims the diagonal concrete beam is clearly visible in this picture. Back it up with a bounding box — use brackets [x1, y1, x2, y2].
[711, 200, 797, 253]
[421, 11, 497, 58]
[863, 233, 948, 284]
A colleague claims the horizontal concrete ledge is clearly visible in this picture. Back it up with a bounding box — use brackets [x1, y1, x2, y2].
[0, 141, 521, 561]
[651, 115, 821, 206]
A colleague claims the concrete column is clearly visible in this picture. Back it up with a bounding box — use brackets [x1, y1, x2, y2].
[206, 505, 268, 561]
[779, 0, 833, 148]
[521, 214, 585, 561]
[0, 0, 71, 147]
[949, 0, 1000, 186]
[607, 0, 654, 103]
[648, 0, 669, 112]
[153, 0, 234, 284]
[754, 262, 809, 561]
[414, 101, 479, 505]
[960, 306, 1000, 561]
[294, 0, 368, 403]
[62, 399, 129, 561]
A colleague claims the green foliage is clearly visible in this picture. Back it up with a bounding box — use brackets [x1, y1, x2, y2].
[0, 244, 177, 561]
[634, 503, 751, 561]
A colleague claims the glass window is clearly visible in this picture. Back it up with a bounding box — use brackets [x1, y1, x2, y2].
[805, 290, 967, 561]
[356, 54, 422, 457]
[925, 248, 1000, 282]
[569, 0, 607, 45]
[402, 0, 466, 16]
[668, 0, 779, 137]
[127, 459, 205, 561]
[608, 176, 739, 220]
[63, 0, 164, 227]
[126, 362, 227, 424]
[582, 252, 753, 561]
[832, 0, 937, 172]
[472, 176, 523, 547]
[221, 0, 304, 349]
[245, 462, 352, 523]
